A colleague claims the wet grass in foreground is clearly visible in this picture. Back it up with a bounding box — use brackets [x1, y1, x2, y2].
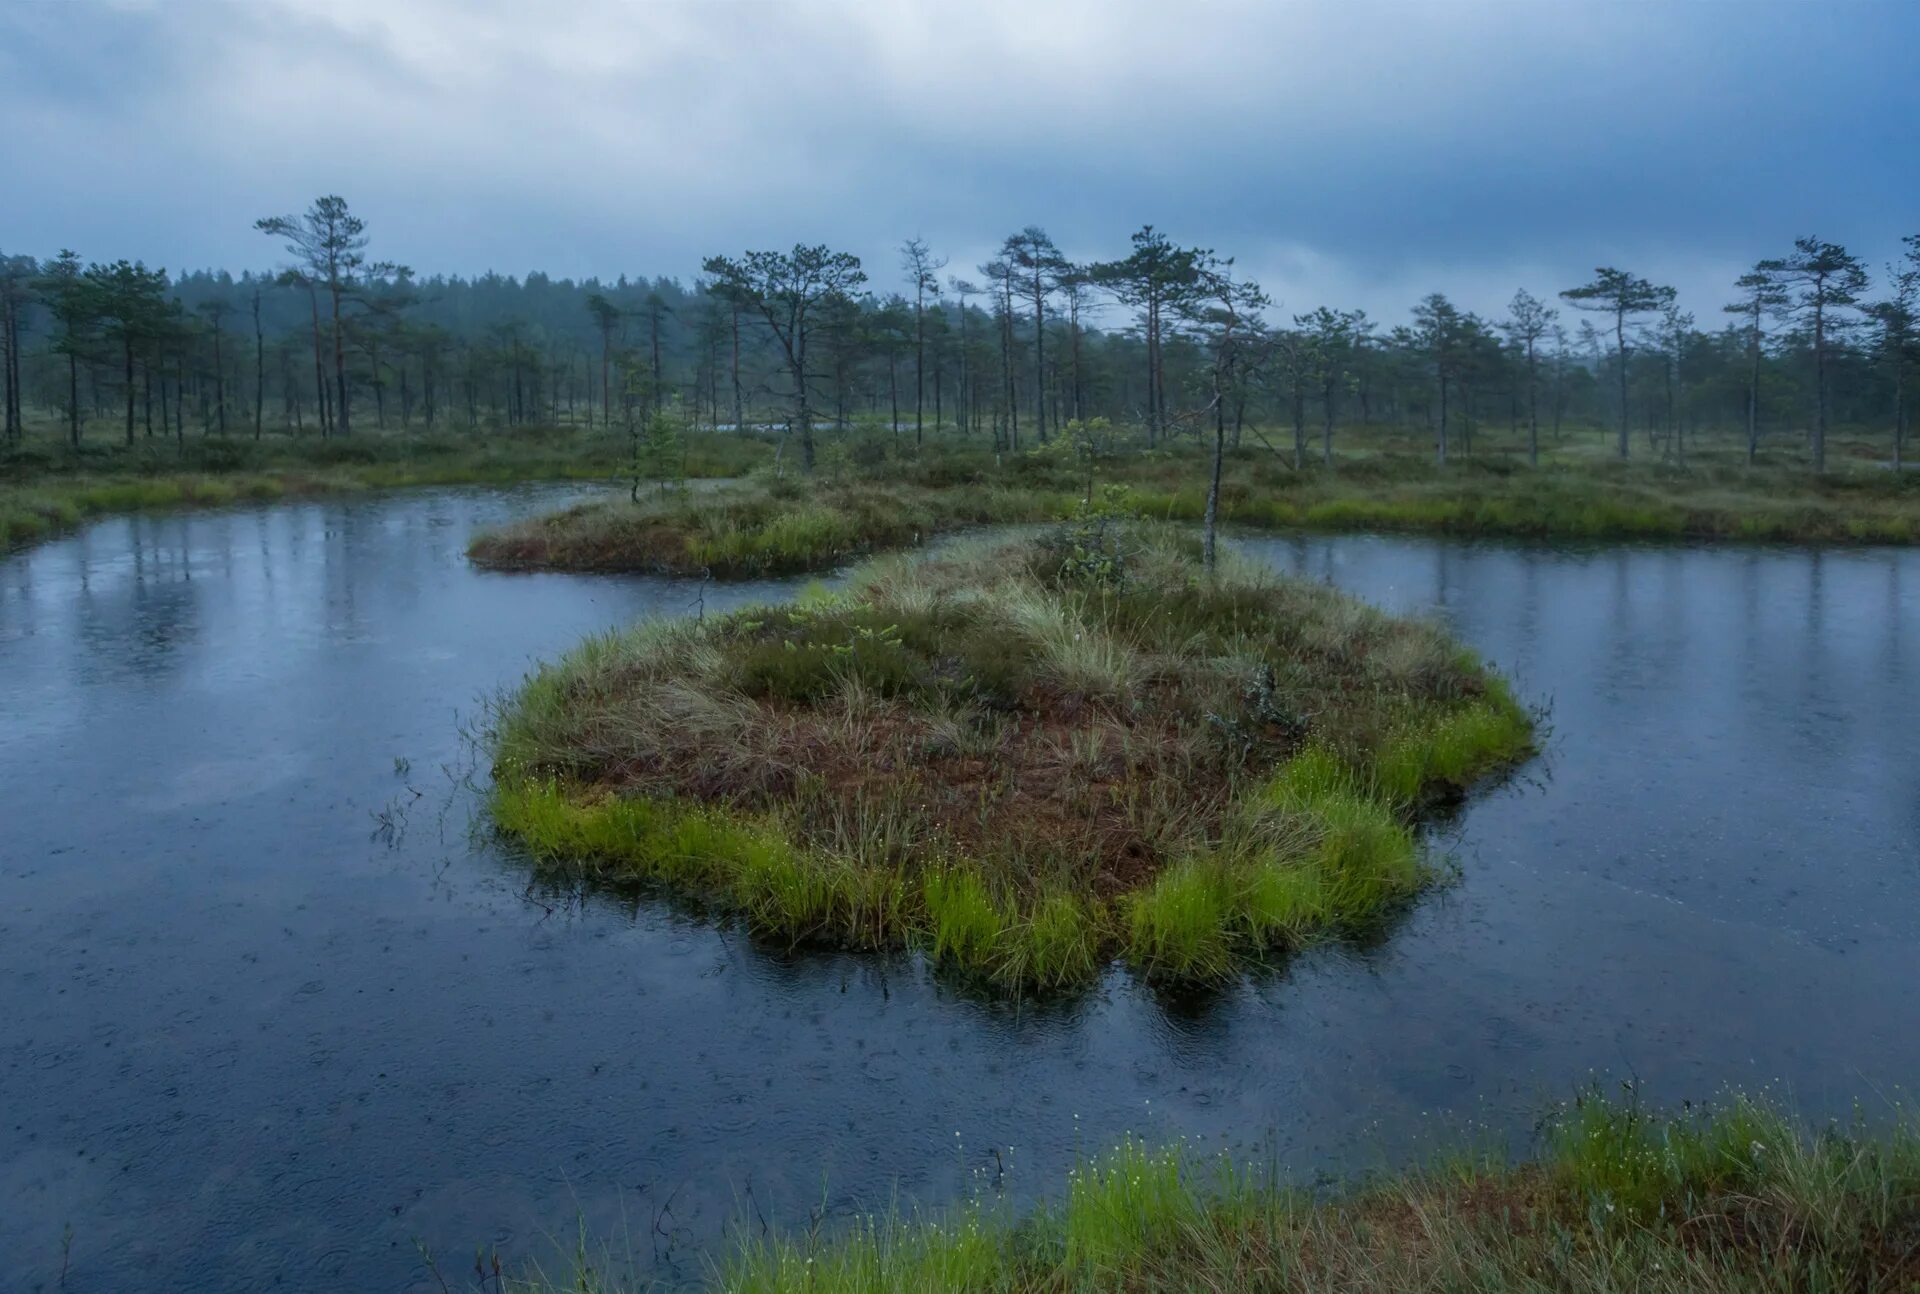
[504, 1089, 1920, 1292]
[486, 523, 1533, 991]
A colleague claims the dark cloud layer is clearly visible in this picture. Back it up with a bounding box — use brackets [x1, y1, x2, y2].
[3, 0, 1915, 321]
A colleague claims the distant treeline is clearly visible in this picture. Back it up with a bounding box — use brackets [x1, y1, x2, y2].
[0, 197, 1914, 472]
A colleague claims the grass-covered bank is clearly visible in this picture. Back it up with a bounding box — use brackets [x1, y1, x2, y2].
[467, 477, 1059, 577]
[0, 426, 773, 551]
[1130, 453, 1920, 544]
[508, 1090, 1920, 1293]
[467, 435, 1920, 582]
[487, 524, 1532, 990]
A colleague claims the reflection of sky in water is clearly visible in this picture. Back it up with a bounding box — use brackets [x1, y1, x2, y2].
[2, 493, 1917, 1291]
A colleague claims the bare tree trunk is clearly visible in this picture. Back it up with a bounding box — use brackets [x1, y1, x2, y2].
[1321, 374, 1337, 467]
[307, 287, 330, 438]
[1812, 299, 1828, 473]
[794, 323, 815, 471]
[1031, 275, 1047, 443]
[65, 352, 81, 446]
[1526, 338, 1539, 467]
[1292, 383, 1305, 470]
[1144, 299, 1159, 448]
[729, 304, 744, 432]
[253, 288, 265, 440]
[0, 289, 16, 442]
[370, 347, 386, 430]
[999, 275, 1018, 451]
[1894, 361, 1905, 472]
[8, 295, 19, 440]
[956, 297, 971, 438]
[212, 316, 228, 436]
[649, 305, 664, 419]
[1067, 293, 1084, 424]
[122, 338, 136, 446]
[1146, 291, 1162, 448]
[1614, 311, 1629, 459]
[1746, 321, 1760, 465]
[1203, 387, 1225, 572]
[331, 279, 350, 436]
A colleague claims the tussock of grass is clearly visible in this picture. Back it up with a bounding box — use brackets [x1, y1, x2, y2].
[487, 524, 1533, 990]
[513, 1090, 1920, 1293]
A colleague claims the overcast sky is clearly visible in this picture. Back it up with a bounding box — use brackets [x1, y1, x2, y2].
[3, 0, 1916, 325]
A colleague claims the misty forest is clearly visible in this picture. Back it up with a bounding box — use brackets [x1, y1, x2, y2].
[3, 203, 1917, 475]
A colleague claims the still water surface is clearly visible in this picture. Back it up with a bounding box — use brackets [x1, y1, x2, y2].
[2, 488, 1916, 1290]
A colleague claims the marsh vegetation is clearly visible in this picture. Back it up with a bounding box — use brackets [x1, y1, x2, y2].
[468, 428, 1920, 582]
[513, 1090, 1920, 1293]
[487, 522, 1531, 990]
[0, 424, 771, 549]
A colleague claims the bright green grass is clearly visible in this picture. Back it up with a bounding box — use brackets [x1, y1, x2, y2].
[509, 1089, 1920, 1293]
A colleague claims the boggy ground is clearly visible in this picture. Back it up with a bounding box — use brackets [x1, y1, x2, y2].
[509, 1090, 1920, 1293]
[467, 474, 1057, 577]
[0, 424, 772, 550]
[488, 522, 1532, 990]
[467, 431, 1920, 581]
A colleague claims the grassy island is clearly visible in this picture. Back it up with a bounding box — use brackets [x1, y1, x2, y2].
[487, 523, 1532, 989]
[466, 477, 1056, 577]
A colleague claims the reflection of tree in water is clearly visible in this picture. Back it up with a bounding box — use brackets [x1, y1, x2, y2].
[320, 501, 372, 644]
[71, 516, 205, 685]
